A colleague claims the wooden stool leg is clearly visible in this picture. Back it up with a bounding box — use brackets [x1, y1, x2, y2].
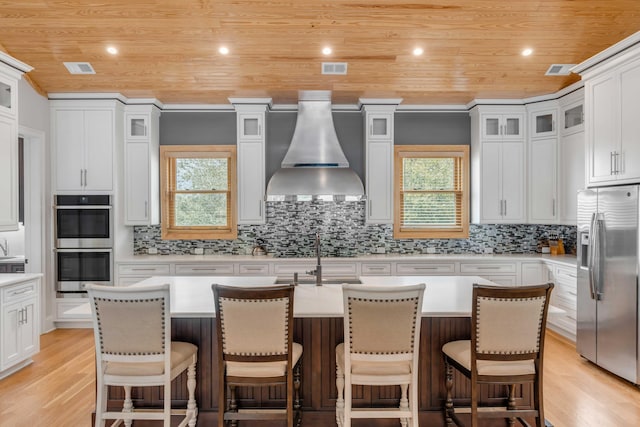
[444, 358, 455, 427]
[507, 384, 516, 427]
[187, 361, 198, 427]
[336, 363, 345, 427]
[123, 385, 133, 427]
[229, 385, 238, 427]
[399, 383, 409, 427]
[294, 362, 302, 427]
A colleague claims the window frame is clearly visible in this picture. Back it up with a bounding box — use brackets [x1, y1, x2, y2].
[394, 145, 469, 239]
[160, 145, 237, 240]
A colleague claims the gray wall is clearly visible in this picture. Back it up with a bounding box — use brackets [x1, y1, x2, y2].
[159, 109, 468, 183]
[395, 112, 470, 145]
[159, 111, 236, 145]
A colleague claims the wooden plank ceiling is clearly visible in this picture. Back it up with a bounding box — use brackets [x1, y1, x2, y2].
[0, 0, 639, 105]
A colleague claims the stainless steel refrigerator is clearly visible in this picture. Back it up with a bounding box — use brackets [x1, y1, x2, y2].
[577, 185, 639, 384]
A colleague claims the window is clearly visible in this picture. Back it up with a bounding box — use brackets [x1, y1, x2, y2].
[160, 145, 237, 240]
[394, 145, 469, 239]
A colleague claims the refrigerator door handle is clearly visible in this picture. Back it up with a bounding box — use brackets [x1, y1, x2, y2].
[593, 213, 605, 300]
[587, 212, 597, 300]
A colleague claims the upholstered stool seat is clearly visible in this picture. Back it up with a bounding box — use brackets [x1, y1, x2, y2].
[226, 342, 303, 377]
[104, 342, 198, 377]
[336, 343, 412, 376]
[442, 340, 536, 376]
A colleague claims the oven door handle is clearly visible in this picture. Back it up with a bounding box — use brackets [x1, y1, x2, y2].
[54, 248, 113, 253]
[54, 205, 112, 210]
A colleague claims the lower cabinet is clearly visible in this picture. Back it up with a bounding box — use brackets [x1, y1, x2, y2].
[545, 262, 577, 340]
[1, 278, 40, 378]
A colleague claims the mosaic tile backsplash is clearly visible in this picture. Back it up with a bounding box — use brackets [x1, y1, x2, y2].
[133, 201, 577, 257]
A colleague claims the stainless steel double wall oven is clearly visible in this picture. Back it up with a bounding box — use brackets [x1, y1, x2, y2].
[54, 195, 113, 295]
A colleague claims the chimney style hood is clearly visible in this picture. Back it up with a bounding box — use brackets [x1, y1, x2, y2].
[266, 90, 365, 201]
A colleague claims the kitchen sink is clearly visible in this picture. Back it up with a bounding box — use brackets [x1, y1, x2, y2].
[276, 277, 362, 285]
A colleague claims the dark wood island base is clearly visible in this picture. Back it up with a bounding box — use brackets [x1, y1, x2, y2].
[103, 316, 536, 426]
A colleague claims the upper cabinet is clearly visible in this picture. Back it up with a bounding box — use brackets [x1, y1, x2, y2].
[123, 105, 160, 225]
[361, 100, 401, 224]
[471, 106, 526, 224]
[575, 35, 640, 187]
[480, 112, 525, 141]
[561, 101, 584, 136]
[0, 53, 31, 232]
[51, 100, 123, 193]
[231, 100, 271, 225]
[529, 106, 558, 138]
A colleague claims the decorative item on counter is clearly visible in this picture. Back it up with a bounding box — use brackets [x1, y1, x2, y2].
[538, 237, 550, 254]
[557, 238, 565, 255]
[251, 238, 268, 256]
[548, 233, 559, 255]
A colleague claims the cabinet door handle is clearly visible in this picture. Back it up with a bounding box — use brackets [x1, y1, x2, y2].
[369, 200, 372, 216]
[552, 199, 556, 216]
[80, 169, 84, 186]
[258, 200, 262, 217]
[504, 200, 507, 216]
[84, 169, 88, 187]
[144, 201, 148, 218]
[611, 151, 615, 175]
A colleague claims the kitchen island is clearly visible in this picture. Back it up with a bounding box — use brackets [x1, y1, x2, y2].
[103, 275, 540, 426]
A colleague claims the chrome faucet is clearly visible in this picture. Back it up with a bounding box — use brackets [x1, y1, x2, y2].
[0, 239, 7, 256]
[306, 231, 322, 286]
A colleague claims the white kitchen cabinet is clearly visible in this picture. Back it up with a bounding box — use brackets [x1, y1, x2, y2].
[232, 102, 270, 225]
[561, 100, 584, 136]
[395, 262, 456, 275]
[51, 100, 122, 193]
[238, 113, 264, 140]
[529, 107, 557, 138]
[366, 112, 393, 140]
[0, 54, 31, 232]
[545, 262, 577, 340]
[124, 105, 160, 225]
[365, 141, 393, 223]
[528, 137, 557, 223]
[471, 106, 526, 224]
[360, 263, 392, 275]
[0, 115, 18, 231]
[480, 113, 524, 141]
[116, 262, 172, 286]
[361, 103, 399, 224]
[477, 141, 525, 223]
[237, 140, 265, 224]
[580, 48, 640, 186]
[1, 278, 40, 378]
[521, 261, 543, 284]
[174, 263, 236, 276]
[558, 130, 584, 224]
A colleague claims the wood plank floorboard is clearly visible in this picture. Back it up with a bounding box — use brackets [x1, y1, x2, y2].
[0, 329, 638, 426]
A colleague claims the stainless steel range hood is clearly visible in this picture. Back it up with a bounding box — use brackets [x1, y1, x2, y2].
[266, 90, 365, 201]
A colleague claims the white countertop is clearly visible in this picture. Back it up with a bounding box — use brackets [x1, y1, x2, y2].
[115, 253, 577, 268]
[0, 273, 43, 287]
[130, 275, 499, 318]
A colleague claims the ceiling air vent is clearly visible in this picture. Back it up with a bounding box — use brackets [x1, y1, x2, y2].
[545, 64, 576, 76]
[63, 62, 96, 75]
[322, 62, 348, 75]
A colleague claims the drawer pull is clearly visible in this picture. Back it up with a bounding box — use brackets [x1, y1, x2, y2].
[413, 267, 439, 270]
[11, 288, 32, 296]
[131, 268, 159, 271]
[190, 267, 218, 271]
[244, 268, 264, 271]
[476, 266, 500, 270]
[568, 291, 577, 296]
[567, 316, 576, 321]
[367, 267, 387, 271]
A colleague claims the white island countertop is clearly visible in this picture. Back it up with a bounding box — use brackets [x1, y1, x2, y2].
[131, 275, 499, 318]
[0, 273, 43, 287]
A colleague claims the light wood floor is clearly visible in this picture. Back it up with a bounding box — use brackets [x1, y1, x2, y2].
[0, 329, 639, 426]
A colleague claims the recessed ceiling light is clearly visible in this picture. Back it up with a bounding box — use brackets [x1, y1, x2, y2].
[219, 46, 229, 55]
[522, 48, 533, 57]
[106, 46, 118, 55]
[413, 47, 424, 56]
[322, 47, 332, 55]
